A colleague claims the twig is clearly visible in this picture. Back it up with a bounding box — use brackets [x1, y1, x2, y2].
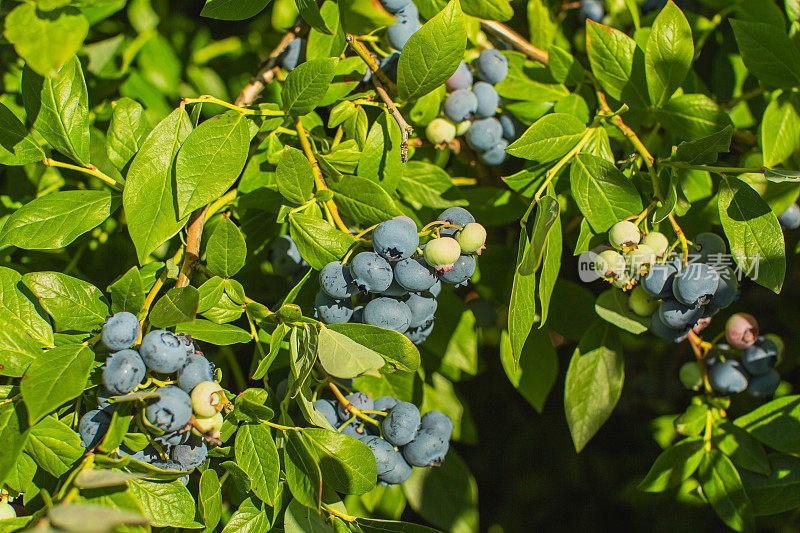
[43, 158, 123, 191]
[176, 206, 209, 288]
[371, 74, 413, 162]
[687, 331, 713, 393]
[235, 21, 306, 107]
[345, 34, 397, 93]
[480, 20, 549, 65]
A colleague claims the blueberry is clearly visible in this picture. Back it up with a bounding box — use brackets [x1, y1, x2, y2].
[379, 52, 400, 83]
[382, 401, 420, 446]
[743, 337, 779, 376]
[608, 221, 641, 249]
[725, 313, 759, 350]
[145, 386, 193, 433]
[641, 262, 677, 299]
[394, 257, 437, 292]
[405, 293, 437, 328]
[177, 353, 215, 393]
[314, 290, 354, 324]
[466, 118, 503, 152]
[103, 349, 146, 395]
[643, 232, 669, 257]
[380, 281, 409, 298]
[658, 299, 703, 329]
[435, 206, 476, 236]
[476, 49, 509, 85]
[387, 17, 420, 50]
[155, 430, 190, 446]
[643, 0, 667, 14]
[403, 428, 449, 467]
[320, 261, 357, 299]
[779, 203, 800, 230]
[446, 61, 473, 91]
[269, 235, 305, 276]
[362, 435, 401, 475]
[480, 139, 509, 166]
[693, 232, 726, 263]
[429, 279, 442, 298]
[595, 249, 626, 279]
[337, 392, 374, 421]
[150, 460, 186, 474]
[707, 267, 739, 311]
[379, 451, 413, 484]
[393, 1, 418, 22]
[280, 38, 306, 71]
[498, 113, 517, 141]
[350, 252, 394, 293]
[580, 0, 604, 22]
[339, 420, 368, 440]
[708, 359, 749, 395]
[101, 312, 140, 352]
[373, 219, 420, 262]
[439, 255, 476, 285]
[96, 386, 114, 409]
[171, 435, 208, 470]
[747, 368, 780, 398]
[313, 399, 339, 427]
[672, 263, 720, 306]
[404, 320, 435, 344]
[352, 305, 365, 323]
[79, 409, 112, 448]
[120, 444, 160, 464]
[380, 0, 412, 13]
[426, 118, 456, 144]
[373, 396, 400, 412]
[140, 330, 189, 373]
[649, 311, 689, 342]
[443, 89, 478, 123]
[420, 410, 454, 438]
[472, 82, 500, 118]
[364, 297, 412, 333]
[455, 222, 487, 255]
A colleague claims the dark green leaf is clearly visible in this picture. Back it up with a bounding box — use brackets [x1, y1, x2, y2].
[0, 102, 45, 166]
[235, 423, 280, 505]
[207, 217, 247, 278]
[328, 322, 419, 373]
[570, 153, 643, 232]
[149, 286, 199, 328]
[734, 395, 800, 454]
[21, 344, 92, 425]
[644, 0, 693, 107]
[200, 0, 273, 20]
[283, 58, 338, 116]
[730, 18, 800, 88]
[288, 212, 356, 270]
[302, 428, 377, 495]
[22, 271, 108, 332]
[638, 437, 704, 492]
[277, 147, 315, 205]
[697, 450, 755, 533]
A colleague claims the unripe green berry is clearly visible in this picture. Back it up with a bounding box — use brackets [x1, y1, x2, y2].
[626, 244, 656, 275]
[424, 237, 462, 272]
[426, 118, 456, 145]
[609, 221, 641, 249]
[191, 381, 225, 418]
[456, 120, 471, 136]
[595, 250, 625, 279]
[643, 232, 669, 257]
[455, 223, 487, 255]
[679, 361, 704, 391]
[0, 502, 15, 520]
[195, 412, 224, 439]
[628, 285, 657, 317]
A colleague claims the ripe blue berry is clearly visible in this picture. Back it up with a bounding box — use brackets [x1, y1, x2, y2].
[429, 279, 442, 298]
[145, 386, 193, 433]
[101, 311, 140, 352]
[649, 311, 689, 342]
[120, 444, 160, 464]
[280, 38, 306, 71]
[382, 401, 421, 446]
[155, 430, 190, 446]
[79, 409, 112, 448]
[314, 290, 354, 324]
[404, 320, 435, 345]
[779, 203, 800, 230]
[364, 297, 412, 333]
[472, 82, 500, 118]
[337, 392, 374, 421]
[476, 49, 509, 85]
[499, 113, 517, 141]
[393, 1, 418, 21]
[439, 255, 476, 285]
[742, 337, 779, 376]
[394, 257, 437, 292]
[466, 118, 503, 151]
[350, 252, 394, 293]
[405, 293, 437, 328]
[444, 89, 478, 122]
[641, 262, 677, 299]
[380, 281, 409, 298]
[269, 235, 305, 276]
[387, 17, 420, 50]
[447, 61, 473, 91]
[580, 0, 604, 22]
[658, 299, 703, 330]
[320, 261, 357, 299]
[707, 267, 739, 311]
[140, 330, 190, 373]
[103, 349, 146, 395]
[362, 436, 401, 476]
[177, 353, 215, 393]
[480, 139, 509, 166]
[403, 428, 449, 467]
[379, 452, 413, 484]
[747, 368, 780, 398]
[374, 396, 400, 412]
[437, 209, 476, 236]
[672, 263, 720, 306]
[380, 0, 412, 12]
[339, 420, 368, 440]
[421, 410, 454, 438]
[373, 219, 420, 262]
[708, 359, 749, 395]
[171, 435, 208, 470]
[379, 52, 400, 82]
[693, 232, 726, 263]
[313, 399, 339, 427]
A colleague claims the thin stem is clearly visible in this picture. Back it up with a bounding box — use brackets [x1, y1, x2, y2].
[633, 201, 658, 226]
[328, 382, 381, 426]
[207, 188, 238, 219]
[668, 214, 690, 265]
[322, 502, 357, 523]
[43, 158, 123, 191]
[687, 331, 713, 393]
[660, 161, 762, 175]
[371, 73, 413, 162]
[704, 410, 714, 452]
[480, 20, 549, 64]
[181, 95, 284, 116]
[345, 34, 397, 93]
[176, 206, 209, 288]
[140, 269, 167, 327]
[535, 128, 594, 201]
[264, 420, 303, 432]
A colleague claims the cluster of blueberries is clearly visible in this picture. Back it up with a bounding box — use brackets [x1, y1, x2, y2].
[313, 391, 453, 484]
[425, 49, 517, 167]
[78, 312, 227, 476]
[779, 203, 800, 230]
[680, 314, 783, 398]
[314, 208, 486, 345]
[578, 0, 667, 22]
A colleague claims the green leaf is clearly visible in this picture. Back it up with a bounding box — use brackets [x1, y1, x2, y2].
[306, 1, 346, 61]
[538, 192, 562, 325]
[175, 319, 250, 345]
[327, 322, 419, 373]
[730, 19, 800, 88]
[356, 518, 442, 533]
[519, 196, 560, 275]
[564, 321, 624, 452]
[296, 0, 333, 34]
[338, 0, 396, 35]
[741, 454, 800, 516]
[175, 111, 250, 217]
[21, 344, 92, 425]
[302, 428, 377, 494]
[734, 395, 800, 454]
[221, 497, 270, 531]
[716, 422, 770, 476]
[4, 5, 88, 77]
[22, 271, 108, 332]
[506, 113, 587, 162]
[25, 416, 83, 477]
[199, 468, 222, 531]
[317, 328, 385, 379]
[594, 289, 650, 334]
[460, 0, 512, 21]
[149, 286, 199, 328]
[21, 56, 90, 164]
[235, 423, 280, 505]
[127, 479, 203, 528]
[0, 190, 112, 250]
[108, 267, 145, 315]
[0, 402, 29, 486]
[397, 0, 467, 101]
[277, 147, 315, 205]
[0, 102, 45, 166]
[673, 125, 734, 165]
[397, 161, 466, 210]
[123, 108, 193, 264]
[207, 217, 247, 278]
[500, 328, 557, 413]
[637, 438, 704, 492]
[762, 92, 800, 167]
[252, 323, 289, 379]
[105, 97, 150, 171]
[329, 176, 403, 225]
[655, 93, 732, 141]
[283, 58, 338, 116]
[763, 168, 800, 182]
[284, 430, 322, 510]
[697, 450, 755, 533]
[527, 0, 557, 49]
[570, 153, 643, 232]
[357, 110, 402, 192]
[0, 267, 54, 348]
[586, 20, 649, 108]
[644, 1, 693, 107]
[200, 0, 273, 20]
[718, 176, 785, 293]
[284, 499, 334, 533]
[48, 503, 147, 532]
[98, 401, 133, 453]
[288, 212, 356, 270]
[508, 231, 536, 363]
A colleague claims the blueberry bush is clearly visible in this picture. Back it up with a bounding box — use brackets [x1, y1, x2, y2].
[2, 0, 800, 531]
